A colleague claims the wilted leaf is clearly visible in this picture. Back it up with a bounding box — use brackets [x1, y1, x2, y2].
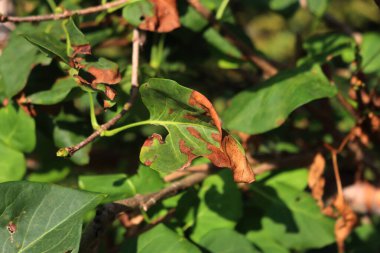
[26, 78, 79, 105]
[0, 103, 35, 153]
[223, 65, 337, 134]
[139, 78, 254, 183]
[0, 181, 103, 253]
[308, 153, 326, 209]
[64, 17, 91, 57]
[334, 196, 358, 253]
[139, 0, 180, 33]
[76, 56, 121, 86]
[122, 224, 201, 252]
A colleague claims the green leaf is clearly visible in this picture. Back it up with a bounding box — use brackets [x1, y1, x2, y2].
[122, 0, 154, 26]
[122, 224, 201, 253]
[223, 65, 337, 134]
[26, 131, 72, 183]
[22, 32, 70, 65]
[269, 0, 298, 10]
[137, 78, 253, 182]
[27, 78, 79, 105]
[0, 104, 36, 153]
[199, 228, 260, 253]
[242, 169, 335, 250]
[0, 26, 40, 98]
[203, 28, 242, 59]
[64, 17, 91, 56]
[360, 33, 380, 74]
[79, 165, 165, 202]
[307, 0, 328, 16]
[138, 78, 221, 173]
[301, 33, 356, 65]
[0, 143, 26, 183]
[191, 170, 242, 242]
[53, 114, 92, 165]
[0, 181, 103, 253]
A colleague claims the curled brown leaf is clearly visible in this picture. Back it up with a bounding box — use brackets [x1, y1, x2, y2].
[333, 196, 358, 253]
[308, 153, 326, 209]
[139, 0, 180, 33]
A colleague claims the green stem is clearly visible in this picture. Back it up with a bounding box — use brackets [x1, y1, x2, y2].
[102, 119, 215, 137]
[216, 0, 230, 20]
[102, 120, 153, 136]
[88, 92, 100, 130]
[46, 0, 57, 12]
[62, 20, 71, 56]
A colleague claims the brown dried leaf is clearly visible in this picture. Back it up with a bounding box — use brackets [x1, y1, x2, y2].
[83, 66, 121, 86]
[139, 0, 180, 33]
[221, 134, 255, 183]
[333, 196, 358, 253]
[72, 44, 91, 58]
[308, 153, 326, 208]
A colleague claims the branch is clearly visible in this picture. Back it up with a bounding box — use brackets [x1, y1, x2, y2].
[0, 0, 130, 23]
[187, 0, 278, 78]
[58, 28, 141, 157]
[80, 151, 317, 252]
[79, 171, 210, 253]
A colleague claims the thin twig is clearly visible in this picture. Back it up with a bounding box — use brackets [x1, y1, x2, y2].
[0, 0, 130, 23]
[79, 171, 210, 253]
[187, 0, 278, 78]
[60, 28, 141, 157]
[114, 171, 209, 211]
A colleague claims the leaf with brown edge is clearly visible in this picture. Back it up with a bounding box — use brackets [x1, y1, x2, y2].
[64, 17, 92, 58]
[139, 0, 180, 33]
[139, 78, 254, 183]
[76, 56, 121, 86]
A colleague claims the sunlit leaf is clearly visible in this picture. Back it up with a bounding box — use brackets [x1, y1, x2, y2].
[0, 181, 103, 253]
[223, 65, 337, 134]
[139, 78, 254, 183]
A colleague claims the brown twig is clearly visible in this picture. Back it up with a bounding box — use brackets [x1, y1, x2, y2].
[187, 0, 278, 78]
[60, 28, 141, 157]
[114, 171, 209, 211]
[79, 171, 210, 253]
[0, 0, 130, 23]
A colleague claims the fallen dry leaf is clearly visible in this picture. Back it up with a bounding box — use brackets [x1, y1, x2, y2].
[139, 0, 180, 33]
